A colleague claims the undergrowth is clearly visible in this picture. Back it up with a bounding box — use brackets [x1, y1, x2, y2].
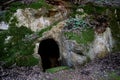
[0, 17, 39, 67]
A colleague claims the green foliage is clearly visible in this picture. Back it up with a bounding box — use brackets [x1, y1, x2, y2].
[109, 8, 120, 52]
[38, 26, 52, 37]
[0, 0, 50, 22]
[37, 21, 59, 37]
[46, 66, 70, 73]
[64, 28, 94, 44]
[108, 72, 120, 80]
[0, 17, 39, 67]
[16, 55, 39, 66]
[29, 0, 51, 9]
[64, 18, 94, 44]
[0, 2, 25, 22]
[70, 5, 81, 18]
[0, 10, 12, 22]
[80, 3, 107, 15]
[9, 2, 26, 12]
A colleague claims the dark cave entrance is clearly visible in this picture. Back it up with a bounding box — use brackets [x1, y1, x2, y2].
[38, 38, 60, 71]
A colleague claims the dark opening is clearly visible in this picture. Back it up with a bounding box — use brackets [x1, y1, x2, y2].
[38, 38, 60, 71]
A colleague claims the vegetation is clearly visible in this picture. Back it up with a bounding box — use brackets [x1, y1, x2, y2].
[0, 0, 51, 22]
[108, 72, 120, 80]
[64, 28, 94, 44]
[0, 17, 39, 67]
[29, 0, 52, 9]
[0, 13, 59, 67]
[109, 8, 120, 52]
[65, 18, 87, 30]
[64, 18, 94, 45]
[80, 3, 108, 15]
[46, 66, 70, 73]
[74, 3, 120, 52]
[0, 0, 59, 67]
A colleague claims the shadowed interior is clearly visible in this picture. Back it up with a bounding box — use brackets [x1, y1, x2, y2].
[38, 39, 60, 71]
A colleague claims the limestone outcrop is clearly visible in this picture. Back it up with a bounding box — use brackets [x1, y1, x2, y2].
[13, 4, 68, 32]
[11, 4, 114, 69]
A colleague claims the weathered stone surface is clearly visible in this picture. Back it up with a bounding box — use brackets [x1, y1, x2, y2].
[13, 4, 68, 32]
[33, 20, 113, 69]
[0, 21, 9, 30]
[13, 4, 114, 68]
[88, 27, 113, 59]
[62, 40, 87, 68]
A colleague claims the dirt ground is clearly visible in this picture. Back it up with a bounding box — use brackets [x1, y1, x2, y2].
[1, 52, 120, 80]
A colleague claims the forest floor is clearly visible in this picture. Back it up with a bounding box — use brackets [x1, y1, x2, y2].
[1, 52, 120, 80]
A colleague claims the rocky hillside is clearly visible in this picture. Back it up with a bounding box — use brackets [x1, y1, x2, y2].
[0, 0, 120, 80]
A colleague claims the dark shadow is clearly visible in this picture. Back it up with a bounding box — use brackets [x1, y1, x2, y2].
[38, 38, 60, 71]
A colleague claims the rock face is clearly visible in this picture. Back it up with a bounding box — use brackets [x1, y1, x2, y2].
[88, 27, 113, 59]
[14, 4, 68, 31]
[0, 21, 9, 30]
[13, 4, 114, 69]
[33, 21, 113, 69]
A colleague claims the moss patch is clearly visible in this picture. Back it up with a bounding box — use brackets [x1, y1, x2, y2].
[16, 55, 39, 66]
[64, 27, 94, 45]
[46, 66, 70, 73]
[108, 71, 120, 80]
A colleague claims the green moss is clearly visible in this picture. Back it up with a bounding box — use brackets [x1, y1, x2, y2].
[38, 26, 52, 37]
[9, 2, 26, 12]
[64, 28, 94, 44]
[109, 8, 120, 52]
[29, 0, 52, 9]
[70, 5, 80, 18]
[16, 55, 39, 66]
[80, 3, 108, 15]
[46, 66, 70, 73]
[37, 21, 59, 37]
[108, 72, 120, 80]
[0, 0, 51, 22]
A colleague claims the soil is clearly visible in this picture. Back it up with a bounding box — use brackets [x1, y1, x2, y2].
[0, 52, 120, 80]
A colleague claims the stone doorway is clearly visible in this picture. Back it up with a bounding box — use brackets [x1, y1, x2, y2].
[38, 38, 60, 71]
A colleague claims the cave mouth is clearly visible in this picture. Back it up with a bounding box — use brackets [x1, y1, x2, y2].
[38, 38, 60, 71]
